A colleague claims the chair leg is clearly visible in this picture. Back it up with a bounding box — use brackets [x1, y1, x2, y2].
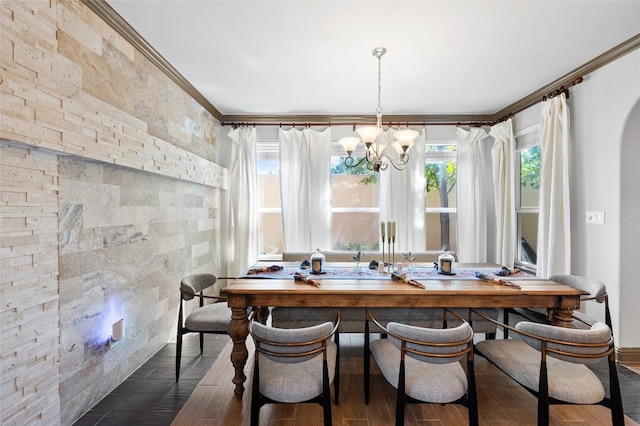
[608, 358, 625, 425]
[395, 360, 405, 426]
[537, 360, 549, 426]
[176, 331, 183, 381]
[199, 331, 204, 354]
[250, 360, 261, 426]
[504, 309, 510, 339]
[322, 359, 333, 426]
[467, 359, 479, 426]
[364, 319, 371, 405]
[334, 330, 340, 404]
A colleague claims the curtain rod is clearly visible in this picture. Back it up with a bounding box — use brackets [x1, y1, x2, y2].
[466, 76, 583, 127]
[221, 76, 584, 130]
[221, 121, 468, 129]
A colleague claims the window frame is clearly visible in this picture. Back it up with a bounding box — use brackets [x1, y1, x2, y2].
[514, 124, 540, 272]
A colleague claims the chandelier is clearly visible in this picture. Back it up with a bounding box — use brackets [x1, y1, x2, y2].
[338, 47, 418, 172]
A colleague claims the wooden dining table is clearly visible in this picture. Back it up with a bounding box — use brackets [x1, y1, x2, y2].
[222, 262, 586, 400]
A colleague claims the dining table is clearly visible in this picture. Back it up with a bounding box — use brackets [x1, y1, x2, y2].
[221, 262, 586, 400]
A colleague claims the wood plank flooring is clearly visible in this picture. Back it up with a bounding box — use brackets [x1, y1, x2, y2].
[172, 334, 640, 426]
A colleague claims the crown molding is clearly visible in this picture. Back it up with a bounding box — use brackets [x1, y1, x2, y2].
[81, 0, 222, 120]
[493, 33, 640, 120]
[83, 1, 639, 126]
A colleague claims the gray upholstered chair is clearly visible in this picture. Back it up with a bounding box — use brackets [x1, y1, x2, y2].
[365, 308, 478, 426]
[474, 312, 623, 426]
[250, 310, 340, 426]
[176, 273, 230, 381]
[503, 274, 611, 338]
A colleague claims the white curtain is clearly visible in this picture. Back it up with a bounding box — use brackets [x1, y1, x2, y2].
[456, 126, 489, 262]
[379, 128, 426, 253]
[227, 127, 259, 276]
[489, 119, 516, 268]
[537, 94, 571, 277]
[279, 127, 332, 252]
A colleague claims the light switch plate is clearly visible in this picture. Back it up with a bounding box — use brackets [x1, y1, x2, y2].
[586, 211, 605, 224]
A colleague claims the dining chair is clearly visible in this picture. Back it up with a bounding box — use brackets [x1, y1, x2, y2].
[364, 308, 478, 426]
[176, 273, 230, 381]
[250, 309, 340, 426]
[473, 310, 624, 426]
[503, 274, 611, 338]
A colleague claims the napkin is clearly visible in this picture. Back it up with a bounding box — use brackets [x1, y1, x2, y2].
[293, 272, 320, 287]
[391, 272, 425, 289]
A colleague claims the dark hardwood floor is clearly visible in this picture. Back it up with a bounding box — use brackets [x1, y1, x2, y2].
[73, 334, 228, 426]
[75, 333, 640, 425]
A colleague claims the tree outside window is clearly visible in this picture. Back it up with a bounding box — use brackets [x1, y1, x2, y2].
[425, 144, 457, 252]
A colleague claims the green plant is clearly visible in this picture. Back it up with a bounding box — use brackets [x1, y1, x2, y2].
[402, 251, 416, 263]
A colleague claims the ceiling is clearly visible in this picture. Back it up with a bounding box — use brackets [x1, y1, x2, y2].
[104, 1, 640, 121]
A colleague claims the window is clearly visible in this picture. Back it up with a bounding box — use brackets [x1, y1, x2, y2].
[256, 128, 459, 258]
[425, 142, 457, 252]
[515, 126, 540, 267]
[330, 155, 380, 251]
[257, 140, 283, 257]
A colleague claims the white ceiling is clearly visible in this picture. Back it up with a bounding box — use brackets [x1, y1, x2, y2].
[106, 1, 640, 118]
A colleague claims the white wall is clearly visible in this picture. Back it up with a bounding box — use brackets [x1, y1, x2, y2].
[569, 49, 640, 348]
[620, 97, 640, 350]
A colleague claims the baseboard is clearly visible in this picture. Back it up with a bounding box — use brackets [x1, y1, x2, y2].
[617, 346, 640, 363]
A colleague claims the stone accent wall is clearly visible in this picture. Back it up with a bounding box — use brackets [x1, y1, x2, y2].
[0, 144, 61, 424]
[58, 157, 221, 422]
[0, 0, 226, 424]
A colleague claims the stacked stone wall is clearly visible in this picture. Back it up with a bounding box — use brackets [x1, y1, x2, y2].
[1, 0, 225, 423]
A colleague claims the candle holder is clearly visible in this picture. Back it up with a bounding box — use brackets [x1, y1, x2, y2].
[387, 236, 391, 273]
[381, 233, 386, 273]
[391, 236, 396, 272]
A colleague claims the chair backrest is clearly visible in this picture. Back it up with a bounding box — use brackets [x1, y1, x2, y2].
[516, 321, 613, 364]
[549, 274, 607, 303]
[251, 321, 335, 364]
[180, 273, 217, 300]
[386, 321, 473, 364]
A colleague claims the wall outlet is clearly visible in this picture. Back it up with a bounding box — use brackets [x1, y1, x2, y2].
[586, 211, 605, 224]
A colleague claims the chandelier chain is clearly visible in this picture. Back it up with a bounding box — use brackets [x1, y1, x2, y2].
[377, 52, 382, 115]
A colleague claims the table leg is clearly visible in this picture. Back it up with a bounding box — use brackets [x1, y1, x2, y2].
[551, 308, 576, 325]
[229, 306, 249, 400]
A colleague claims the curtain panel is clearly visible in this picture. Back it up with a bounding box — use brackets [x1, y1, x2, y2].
[379, 128, 426, 253]
[537, 94, 571, 277]
[227, 127, 259, 276]
[279, 128, 332, 252]
[456, 127, 490, 262]
[489, 119, 517, 268]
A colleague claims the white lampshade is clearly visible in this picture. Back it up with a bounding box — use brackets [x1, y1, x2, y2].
[393, 129, 419, 148]
[356, 125, 383, 143]
[392, 140, 413, 156]
[368, 142, 386, 157]
[338, 136, 361, 154]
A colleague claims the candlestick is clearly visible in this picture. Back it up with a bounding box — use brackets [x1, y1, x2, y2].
[387, 236, 392, 273]
[391, 236, 395, 269]
[380, 221, 385, 239]
[381, 229, 386, 273]
[389, 221, 396, 238]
